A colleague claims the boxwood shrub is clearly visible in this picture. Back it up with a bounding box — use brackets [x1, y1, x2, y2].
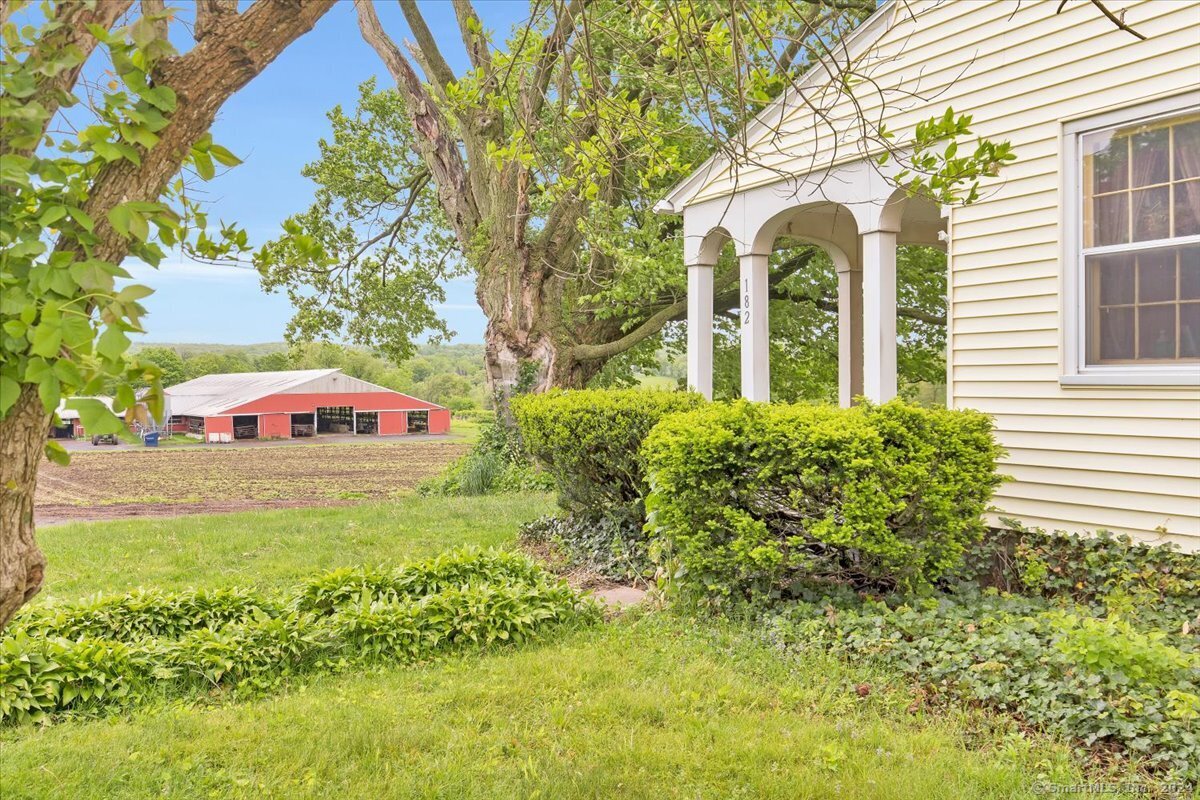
[643, 399, 1004, 602]
[512, 388, 705, 523]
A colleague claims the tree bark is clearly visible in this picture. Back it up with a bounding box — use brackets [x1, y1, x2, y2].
[0, 386, 50, 629]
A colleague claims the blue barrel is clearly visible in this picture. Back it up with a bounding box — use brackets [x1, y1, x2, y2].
[144, 432, 159, 447]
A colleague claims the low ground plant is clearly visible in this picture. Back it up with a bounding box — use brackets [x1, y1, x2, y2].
[766, 529, 1200, 783]
[1, 549, 598, 724]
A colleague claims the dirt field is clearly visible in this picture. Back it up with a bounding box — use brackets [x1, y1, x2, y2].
[36, 440, 469, 524]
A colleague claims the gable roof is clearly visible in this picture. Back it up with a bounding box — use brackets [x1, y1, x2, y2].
[164, 369, 341, 417]
[655, 0, 898, 213]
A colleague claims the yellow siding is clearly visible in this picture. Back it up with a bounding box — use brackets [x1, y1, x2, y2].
[693, 0, 1200, 548]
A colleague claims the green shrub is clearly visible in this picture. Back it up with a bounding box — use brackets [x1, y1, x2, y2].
[512, 388, 705, 523]
[290, 548, 550, 614]
[0, 549, 600, 724]
[643, 400, 1004, 602]
[965, 523, 1200, 618]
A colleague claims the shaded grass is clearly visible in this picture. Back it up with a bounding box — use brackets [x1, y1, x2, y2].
[0, 612, 1085, 800]
[32, 494, 555, 603]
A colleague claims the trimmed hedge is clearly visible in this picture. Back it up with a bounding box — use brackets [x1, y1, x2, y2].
[512, 388, 705, 522]
[0, 549, 599, 723]
[643, 400, 1004, 601]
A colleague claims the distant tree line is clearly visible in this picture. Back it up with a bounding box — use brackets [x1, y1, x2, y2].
[132, 342, 488, 411]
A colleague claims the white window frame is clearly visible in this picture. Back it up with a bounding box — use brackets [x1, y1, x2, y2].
[1061, 91, 1200, 387]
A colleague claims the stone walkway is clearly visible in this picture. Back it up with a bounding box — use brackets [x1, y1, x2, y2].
[592, 585, 646, 608]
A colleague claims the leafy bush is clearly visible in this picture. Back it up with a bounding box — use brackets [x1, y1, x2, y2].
[8, 587, 281, 642]
[512, 389, 705, 523]
[643, 400, 1004, 602]
[964, 523, 1200, 620]
[0, 549, 599, 724]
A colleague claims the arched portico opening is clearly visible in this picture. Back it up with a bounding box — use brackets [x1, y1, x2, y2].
[681, 169, 946, 405]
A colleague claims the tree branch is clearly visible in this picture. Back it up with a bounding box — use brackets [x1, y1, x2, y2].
[60, 0, 336, 266]
[355, 0, 479, 243]
[193, 0, 237, 42]
[398, 0, 459, 91]
[452, 0, 492, 74]
[1, 0, 134, 161]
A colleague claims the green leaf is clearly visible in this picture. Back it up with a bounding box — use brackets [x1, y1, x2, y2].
[67, 206, 95, 232]
[38, 206, 67, 227]
[91, 140, 122, 162]
[109, 205, 133, 238]
[96, 325, 130, 362]
[208, 144, 242, 167]
[69, 260, 116, 291]
[116, 284, 154, 303]
[192, 149, 215, 180]
[44, 440, 70, 466]
[66, 398, 125, 435]
[0, 375, 19, 417]
[30, 322, 63, 358]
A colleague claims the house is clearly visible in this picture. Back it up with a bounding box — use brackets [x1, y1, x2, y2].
[162, 369, 450, 442]
[657, 0, 1200, 550]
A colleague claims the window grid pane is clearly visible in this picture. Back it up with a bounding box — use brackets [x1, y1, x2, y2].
[1082, 111, 1200, 366]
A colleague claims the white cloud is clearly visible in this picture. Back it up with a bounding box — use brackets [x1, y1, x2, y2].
[122, 259, 261, 284]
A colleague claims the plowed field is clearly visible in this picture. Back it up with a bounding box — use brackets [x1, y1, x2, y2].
[36, 441, 468, 524]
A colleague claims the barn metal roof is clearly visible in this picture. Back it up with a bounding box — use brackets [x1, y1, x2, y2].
[164, 369, 341, 417]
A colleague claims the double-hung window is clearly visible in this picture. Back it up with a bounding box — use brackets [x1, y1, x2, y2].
[1065, 95, 1200, 384]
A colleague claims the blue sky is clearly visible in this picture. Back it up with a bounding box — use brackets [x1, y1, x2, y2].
[118, 2, 532, 346]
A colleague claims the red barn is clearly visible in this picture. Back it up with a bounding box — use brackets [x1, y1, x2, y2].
[162, 369, 450, 443]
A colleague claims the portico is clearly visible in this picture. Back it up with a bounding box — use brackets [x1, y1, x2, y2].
[660, 159, 945, 406]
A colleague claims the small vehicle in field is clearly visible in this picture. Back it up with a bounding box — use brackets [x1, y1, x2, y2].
[91, 434, 119, 446]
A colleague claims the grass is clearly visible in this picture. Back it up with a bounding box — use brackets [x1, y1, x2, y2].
[0, 612, 1088, 800]
[1, 494, 1117, 798]
[31, 494, 555, 602]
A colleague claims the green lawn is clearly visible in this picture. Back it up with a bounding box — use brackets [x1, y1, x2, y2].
[32, 494, 555, 602]
[3, 495, 1103, 799]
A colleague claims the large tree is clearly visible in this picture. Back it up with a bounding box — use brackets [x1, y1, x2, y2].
[255, 0, 1030, 410]
[0, 0, 335, 627]
[261, 0, 1148, 408]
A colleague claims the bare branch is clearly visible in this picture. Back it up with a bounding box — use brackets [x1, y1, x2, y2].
[1057, 0, 1147, 40]
[355, 0, 479, 242]
[398, 0, 459, 91]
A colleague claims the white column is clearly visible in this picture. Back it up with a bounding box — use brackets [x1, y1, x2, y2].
[837, 263, 863, 407]
[739, 252, 770, 402]
[861, 230, 898, 402]
[686, 263, 714, 399]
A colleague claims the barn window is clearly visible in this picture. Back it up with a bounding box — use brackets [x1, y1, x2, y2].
[1064, 94, 1200, 385]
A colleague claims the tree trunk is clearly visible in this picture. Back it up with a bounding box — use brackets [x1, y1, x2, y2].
[0, 385, 50, 629]
[478, 249, 603, 417]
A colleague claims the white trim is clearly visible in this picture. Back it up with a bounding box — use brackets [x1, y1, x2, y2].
[1060, 91, 1200, 386]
